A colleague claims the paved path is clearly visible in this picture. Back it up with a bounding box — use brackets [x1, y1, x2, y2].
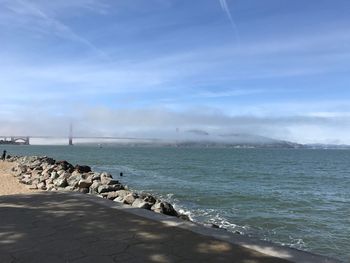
[0, 192, 295, 263]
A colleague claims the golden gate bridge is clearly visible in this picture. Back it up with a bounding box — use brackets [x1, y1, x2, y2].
[0, 124, 158, 145]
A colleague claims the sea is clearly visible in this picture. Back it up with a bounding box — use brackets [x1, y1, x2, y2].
[3, 145, 349, 262]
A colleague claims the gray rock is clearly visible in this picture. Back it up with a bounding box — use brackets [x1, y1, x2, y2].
[45, 178, 54, 185]
[106, 192, 119, 200]
[58, 172, 71, 179]
[64, 186, 75, 191]
[101, 177, 120, 185]
[113, 196, 124, 203]
[50, 172, 59, 180]
[67, 175, 81, 187]
[75, 165, 91, 173]
[100, 172, 113, 179]
[140, 194, 157, 205]
[57, 170, 65, 176]
[132, 199, 152, 209]
[91, 173, 101, 181]
[98, 184, 124, 194]
[114, 190, 131, 199]
[123, 193, 138, 205]
[21, 178, 32, 185]
[46, 184, 55, 191]
[54, 178, 68, 188]
[89, 181, 101, 194]
[77, 179, 92, 188]
[151, 201, 178, 217]
[178, 214, 191, 221]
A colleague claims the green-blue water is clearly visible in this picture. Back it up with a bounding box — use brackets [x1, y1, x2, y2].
[3, 145, 349, 262]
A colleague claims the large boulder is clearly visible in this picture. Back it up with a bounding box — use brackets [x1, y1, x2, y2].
[75, 165, 91, 173]
[140, 193, 157, 205]
[54, 178, 68, 188]
[67, 174, 82, 187]
[56, 160, 74, 172]
[101, 177, 119, 185]
[50, 172, 59, 180]
[97, 184, 123, 194]
[42, 157, 56, 165]
[89, 181, 101, 194]
[123, 193, 138, 205]
[114, 190, 131, 199]
[37, 182, 46, 190]
[132, 199, 153, 210]
[106, 192, 119, 200]
[77, 179, 92, 188]
[91, 173, 101, 181]
[151, 201, 178, 217]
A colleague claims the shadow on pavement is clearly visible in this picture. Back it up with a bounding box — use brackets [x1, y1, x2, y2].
[0, 192, 293, 263]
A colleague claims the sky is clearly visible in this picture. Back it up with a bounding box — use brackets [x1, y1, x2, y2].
[0, 0, 350, 144]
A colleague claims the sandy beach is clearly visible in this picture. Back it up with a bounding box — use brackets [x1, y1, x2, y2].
[0, 161, 38, 195]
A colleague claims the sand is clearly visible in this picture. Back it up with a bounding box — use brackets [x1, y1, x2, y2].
[0, 161, 37, 195]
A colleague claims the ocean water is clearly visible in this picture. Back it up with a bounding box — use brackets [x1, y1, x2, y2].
[3, 145, 349, 262]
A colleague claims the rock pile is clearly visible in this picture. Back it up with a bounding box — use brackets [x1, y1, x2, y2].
[8, 155, 186, 219]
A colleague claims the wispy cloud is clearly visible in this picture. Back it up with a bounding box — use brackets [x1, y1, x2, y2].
[218, 0, 240, 42]
[2, 0, 108, 58]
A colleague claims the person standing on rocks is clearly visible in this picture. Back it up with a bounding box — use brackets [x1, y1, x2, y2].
[1, 150, 6, 161]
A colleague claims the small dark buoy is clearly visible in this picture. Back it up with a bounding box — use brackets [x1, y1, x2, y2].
[120, 172, 123, 177]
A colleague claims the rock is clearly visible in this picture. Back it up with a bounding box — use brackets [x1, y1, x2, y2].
[37, 182, 46, 190]
[140, 193, 157, 205]
[21, 178, 32, 185]
[77, 179, 92, 188]
[89, 181, 101, 194]
[132, 199, 152, 209]
[31, 170, 41, 178]
[151, 201, 178, 217]
[45, 178, 54, 185]
[114, 190, 131, 199]
[101, 177, 119, 185]
[97, 184, 122, 194]
[40, 173, 50, 181]
[99, 192, 109, 198]
[64, 186, 75, 191]
[50, 172, 59, 180]
[178, 214, 191, 221]
[106, 192, 119, 200]
[54, 178, 68, 188]
[123, 193, 138, 205]
[67, 175, 81, 188]
[91, 173, 101, 181]
[42, 167, 54, 175]
[100, 172, 113, 179]
[46, 184, 55, 191]
[113, 196, 124, 203]
[29, 160, 42, 169]
[42, 157, 55, 165]
[31, 178, 40, 186]
[56, 160, 74, 172]
[57, 170, 65, 176]
[75, 165, 91, 173]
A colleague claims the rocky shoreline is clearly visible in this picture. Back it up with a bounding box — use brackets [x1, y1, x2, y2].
[7, 155, 196, 221]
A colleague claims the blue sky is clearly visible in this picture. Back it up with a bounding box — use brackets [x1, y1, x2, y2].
[0, 0, 350, 143]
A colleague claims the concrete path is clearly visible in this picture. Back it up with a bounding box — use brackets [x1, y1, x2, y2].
[0, 192, 296, 263]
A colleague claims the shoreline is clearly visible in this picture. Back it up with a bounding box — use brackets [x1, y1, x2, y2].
[1, 155, 342, 263]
